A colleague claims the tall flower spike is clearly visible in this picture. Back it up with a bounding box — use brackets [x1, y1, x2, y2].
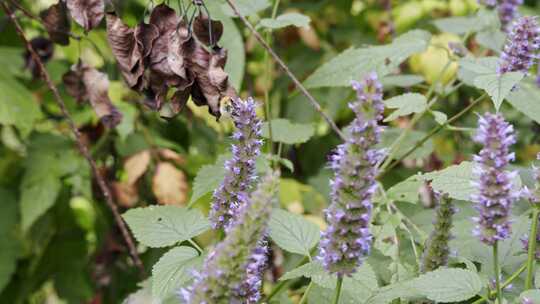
[209, 97, 263, 229]
[183, 171, 279, 304]
[498, 16, 540, 75]
[498, 0, 523, 31]
[318, 72, 385, 277]
[471, 113, 518, 245]
[420, 192, 457, 273]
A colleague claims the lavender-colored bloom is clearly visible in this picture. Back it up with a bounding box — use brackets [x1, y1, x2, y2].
[498, 0, 523, 30]
[498, 16, 540, 75]
[238, 243, 268, 303]
[522, 297, 534, 304]
[471, 113, 518, 245]
[183, 172, 279, 304]
[420, 192, 457, 273]
[209, 97, 263, 229]
[318, 72, 385, 277]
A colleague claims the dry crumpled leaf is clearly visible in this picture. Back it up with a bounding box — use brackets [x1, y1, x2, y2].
[40, 1, 71, 46]
[62, 62, 123, 127]
[112, 182, 138, 208]
[152, 162, 188, 206]
[66, 0, 105, 32]
[124, 150, 151, 185]
[157, 148, 186, 166]
[24, 37, 54, 78]
[192, 14, 224, 46]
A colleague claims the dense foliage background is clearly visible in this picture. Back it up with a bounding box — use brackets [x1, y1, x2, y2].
[2, 0, 540, 303]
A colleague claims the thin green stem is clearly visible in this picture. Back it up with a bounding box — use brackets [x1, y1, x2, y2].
[333, 277, 343, 304]
[187, 239, 203, 253]
[298, 281, 313, 304]
[493, 242, 502, 304]
[525, 208, 540, 289]
[378, 93, 485, 178]
[264, 250, 314, 302]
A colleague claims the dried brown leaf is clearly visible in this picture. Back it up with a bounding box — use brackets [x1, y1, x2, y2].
[192, 14, 224, 46]
[167, 22, 192, 80]
[66, 0, 105, 32]
[106, 13, 144, 90]
[40, 1, 71, 45]
[62, 62, 87, 103]
[152, 162, 188, 206]
[24, 37, 54, 78]
[78, 63, 123, 127]
[157, 149, 186, 166]
[148, 4, 180, 82]
[112, 182, 139, 208]
[124, 150, 151, 185]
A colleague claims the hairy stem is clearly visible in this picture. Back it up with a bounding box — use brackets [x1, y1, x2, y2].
[525, 208, 540, 289]
[493, 242, 502, 304]
[224, 0, 345, 140]
[2, 2, 145, 276]
[378, 93, 485, 178]
[333, 277, 343, 304]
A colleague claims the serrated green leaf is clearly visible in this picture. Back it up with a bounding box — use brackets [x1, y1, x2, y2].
[269, 209, 320, 255]
[152, 246, 201, 300]
[188, 155, 228, 206]
[0, 73, 41, 136]
[384, 93, 427, 122]
[413, 268, 482, 302]
[304, 30, 431, 88]
[476, 29, 506, 52]
[458, 56, 499, 86]
[433, 9, 499, 35]
[262, 119, 315, 144]
[123, 206, 210, 248]
[507, 78, 540, 125]
[258, 13, 310, 29]
[474, 71, 524, 111]
[386, 175, 423, 204]
[221, 0, 270, 17]
[20, 176, 62, 232]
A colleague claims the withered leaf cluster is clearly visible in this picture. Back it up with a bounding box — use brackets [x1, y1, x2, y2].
[66, 0, 105, 32]
[106, 4, 236, 119]
[24, 37, 55, 78]
[63, 62, 123, 128]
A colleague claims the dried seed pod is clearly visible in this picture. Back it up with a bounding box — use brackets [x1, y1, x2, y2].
[193, 13, 224, 46]
[66, 0, 105, 32]
[40, 1, 71, 46]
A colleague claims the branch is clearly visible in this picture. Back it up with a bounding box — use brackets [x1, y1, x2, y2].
[224, 0, 345, 140]
[2, 2, 145, 276]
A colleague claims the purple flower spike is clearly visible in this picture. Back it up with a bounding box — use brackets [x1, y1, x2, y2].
[498, 16, 540, 75]
[498, 0, 523, 31]
[184, 172, 279, 304]
[318, 72, 385, 277]
[471, 113, 519, 245]
[209, 97, 263, 229]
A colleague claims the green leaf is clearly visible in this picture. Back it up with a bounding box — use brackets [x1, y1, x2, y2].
[412, 268, 482, 302]
[386, 175, 424, 204]
[281, 261, 378, 300]
[0, 73, 41, 136]
[380, 128, 434, 161]
[476, 29, 506, 52]
[535, 265, 540, 288]
[258, 13, 310, 29]
[0, 189, 19, 293]
[269, 209, 320, 256]
[383, 93, 427, 122]
[380, 75, 424, 88]
[507, 78, 540, 125]
[458, 56, 499, 86]
[262, 119, 315, 144]
[519, 290, 540, 304]
[20, 176, 62, 232]
[123, 206, 211, 248]
[221, 0, 270, 17]
[433, 9, 499, 35]
[188, 155, 228, 206]
[474, 71, 524, 111]
[305, 30, 431, 88]
[431, 111, 448, 125]
[152, 246, 201, 300]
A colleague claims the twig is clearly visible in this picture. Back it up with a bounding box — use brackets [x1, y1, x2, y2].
[224, 0, 345, 140]
[2, 2, 145, 276]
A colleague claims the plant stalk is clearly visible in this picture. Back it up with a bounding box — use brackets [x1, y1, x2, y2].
[493, 242, 502, 304]
[525, 208, 540, 289]
[333, 276, 343, 304]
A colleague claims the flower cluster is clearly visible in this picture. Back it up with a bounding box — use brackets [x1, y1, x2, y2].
[209, 98, 263, 229]
[318, 72, 385, 277]
[471, 113, 518, 245]
[238, 243, 268, 303]
[420, 192, 457, 273]
[498, 16, 540, 74]
[183, 172, 279, 304]
[498, 0, 523, 30]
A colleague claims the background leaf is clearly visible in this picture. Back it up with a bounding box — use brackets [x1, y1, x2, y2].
[262, 119, 315, 145]
[269, 208, 320, 256]
[383, 93, 427, 122]
[258, 13, 310, 29]
[152, 246, 201, 300]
